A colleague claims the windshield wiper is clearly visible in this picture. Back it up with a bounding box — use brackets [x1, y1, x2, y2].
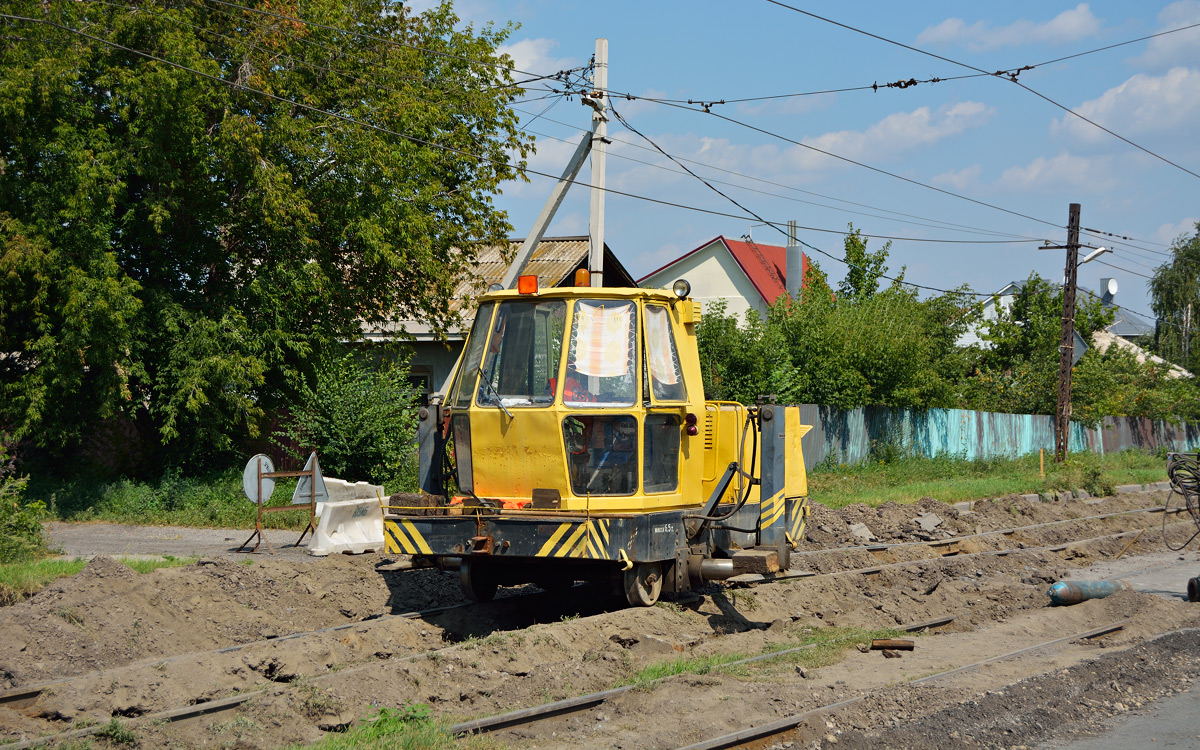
[477, 367, 514, 419]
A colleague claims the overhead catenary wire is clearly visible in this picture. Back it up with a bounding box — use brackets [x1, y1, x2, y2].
[610, 21, 1200, 108]
[513, 107, 1046, 243]
[609, 103, 986, 298]
[760, 0, 1200, 182]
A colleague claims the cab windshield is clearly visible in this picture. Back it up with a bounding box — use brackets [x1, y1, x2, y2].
[477, 299, 567, 408]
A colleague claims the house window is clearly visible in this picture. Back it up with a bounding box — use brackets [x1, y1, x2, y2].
[406, 370, 432, 406]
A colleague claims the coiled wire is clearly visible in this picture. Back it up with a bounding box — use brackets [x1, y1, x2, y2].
[1163, 452, 1200, 550]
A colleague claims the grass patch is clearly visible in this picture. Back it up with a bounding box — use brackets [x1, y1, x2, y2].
[0, 556, 196, 605]
[292, 703, 503, 750]
[625, 626, 905, 688]
[809, 449, 1166, 508]
[25, 468, 308, 529]
[95, 717, 137, 745]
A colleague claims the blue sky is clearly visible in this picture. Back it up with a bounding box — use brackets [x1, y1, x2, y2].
[417, 1, 1199, 318]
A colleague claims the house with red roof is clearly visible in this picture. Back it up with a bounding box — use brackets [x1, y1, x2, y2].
[638, 236, 809, 321]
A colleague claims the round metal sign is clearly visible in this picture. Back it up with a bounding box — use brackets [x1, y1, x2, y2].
[242, 454, 276, 504]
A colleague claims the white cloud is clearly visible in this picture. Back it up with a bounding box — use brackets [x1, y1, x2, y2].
[600, 101, 994, 194]
[785, 101, 993, 171]
[497, 37, 578, 78]
[916, 4, 1102, 51]
[933, 165, 982, 190]
[1132, 1, 1200, 69]
[998, 152, 1116, 192]
[1051, 67, 1200, 144]
[1154, 217, 1200, 245]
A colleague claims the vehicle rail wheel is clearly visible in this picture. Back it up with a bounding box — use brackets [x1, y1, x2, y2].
[460, 558, 498, 602]
[623, 561, 663, 607]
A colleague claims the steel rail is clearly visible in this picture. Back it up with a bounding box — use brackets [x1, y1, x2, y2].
[0, 590, 535, 719]
[449, 616, 953, 737]
[792, 502, 1180, 558]
[674, 621, 1128, 750]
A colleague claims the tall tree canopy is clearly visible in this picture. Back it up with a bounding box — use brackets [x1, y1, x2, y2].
[0, 0, 531, 471]
[1150, 223, 1200, 372]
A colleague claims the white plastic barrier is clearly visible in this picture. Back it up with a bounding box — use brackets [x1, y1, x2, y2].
[307, 478, 385, 556]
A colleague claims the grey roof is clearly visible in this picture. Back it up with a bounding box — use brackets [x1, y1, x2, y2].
[1102, 300, 1155, 337]
[362, 237, 637, 340]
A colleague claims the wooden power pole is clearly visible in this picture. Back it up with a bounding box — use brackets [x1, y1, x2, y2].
[1054, 203, 1082, 463]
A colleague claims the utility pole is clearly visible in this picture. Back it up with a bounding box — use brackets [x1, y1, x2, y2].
[1054, 203, 1082, 463]
[588, 38, 608, 288]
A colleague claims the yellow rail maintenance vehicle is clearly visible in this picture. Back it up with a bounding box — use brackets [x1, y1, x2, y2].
[384, 276, 812, 607]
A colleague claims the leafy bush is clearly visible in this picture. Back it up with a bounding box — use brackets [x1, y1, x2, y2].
[0, 440, 46, 563]
[275, 352, 420, 485]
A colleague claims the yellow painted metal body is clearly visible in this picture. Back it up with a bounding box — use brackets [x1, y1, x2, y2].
[447, 286, 809, 514]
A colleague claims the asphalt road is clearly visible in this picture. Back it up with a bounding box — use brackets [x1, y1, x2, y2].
[44, 521, 318, 562]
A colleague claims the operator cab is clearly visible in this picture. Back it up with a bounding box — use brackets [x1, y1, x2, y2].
[444, 279, 701, 512]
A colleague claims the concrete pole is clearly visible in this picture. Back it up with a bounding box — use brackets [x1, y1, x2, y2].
[588, 38, 608, 288]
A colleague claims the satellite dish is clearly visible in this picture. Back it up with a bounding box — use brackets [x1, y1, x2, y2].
[242, 454, 276, 504]
[1106, 278, 1119, 296]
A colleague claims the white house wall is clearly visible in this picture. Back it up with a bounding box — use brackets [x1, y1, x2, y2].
[640, 241, 767, 323]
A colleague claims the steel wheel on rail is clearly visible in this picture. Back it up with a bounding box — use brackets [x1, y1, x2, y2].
[623, 561, 662, 607]
[459, 558, 498, 602]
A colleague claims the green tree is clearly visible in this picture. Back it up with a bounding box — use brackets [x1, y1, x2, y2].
[836, 224, 903, 302]
[1150, 222, 1200, 372]
[970, 274, 1114, 416]
[696, 232, 978, 410]
[0, 0, 531, 473]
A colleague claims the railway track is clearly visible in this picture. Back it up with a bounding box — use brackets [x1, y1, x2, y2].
[673, 622, 1130, 750]
[2, 502, 1191, 750]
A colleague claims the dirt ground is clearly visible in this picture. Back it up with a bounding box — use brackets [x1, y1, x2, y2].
[3, 488, 1200, 749]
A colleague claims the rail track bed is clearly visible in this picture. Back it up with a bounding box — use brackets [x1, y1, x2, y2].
[3, 488, 1200, 748]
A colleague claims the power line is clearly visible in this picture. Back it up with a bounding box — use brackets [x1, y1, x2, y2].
[1094, 258, 1154, 280]
[656, 97, 1066, 231]
[611, 21, 1200, 109]
[761, 0, 1200, 182]
[1085, 226, 1171, 250]
[514, 106, 1045, 242]
[609, 103, 997, 297]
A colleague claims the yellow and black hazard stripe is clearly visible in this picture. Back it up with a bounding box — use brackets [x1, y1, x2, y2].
[535, 518, 613, 560]
[384, 519, 433, 555]
[759, 489, 787, 530]
[788, 497, 810, 542]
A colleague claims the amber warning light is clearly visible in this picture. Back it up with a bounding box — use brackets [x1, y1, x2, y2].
[517, 275, 539, 295]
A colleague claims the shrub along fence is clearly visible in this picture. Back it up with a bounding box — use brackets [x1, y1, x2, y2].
[796, 404, 1200, 470]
